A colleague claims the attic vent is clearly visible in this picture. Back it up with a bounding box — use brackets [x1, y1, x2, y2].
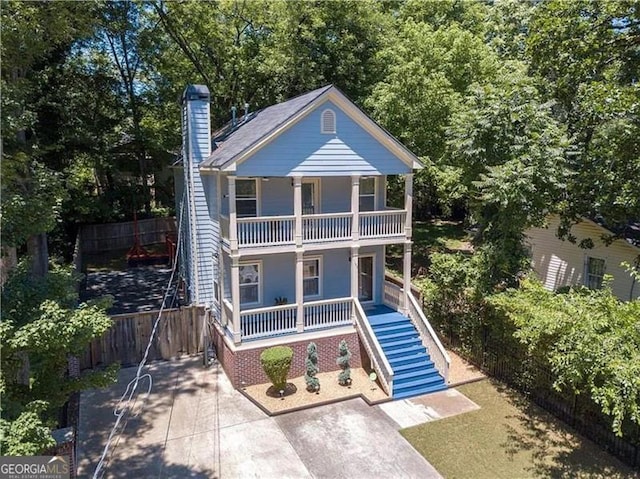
[321, 109, 336, 134]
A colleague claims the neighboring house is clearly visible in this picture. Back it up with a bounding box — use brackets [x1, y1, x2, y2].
[527, 215, 640, 301]
[174, 84, 450, 399]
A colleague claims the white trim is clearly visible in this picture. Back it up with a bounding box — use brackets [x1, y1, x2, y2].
[358, 253, 376, 304]
[217, 88, 423, 171]
[321, 108, 336, 134]
[303, 255, 323, 299]
[238, 260, 263, 307]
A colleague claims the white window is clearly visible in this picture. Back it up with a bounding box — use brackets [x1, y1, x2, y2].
[586, 257, 605, 290]
[359, 177, 376, 212]
[239, 262, 261, 306]
[236, 179, 258, 218]
[303, 257, 322, 298]
[321, 109, 336, 134]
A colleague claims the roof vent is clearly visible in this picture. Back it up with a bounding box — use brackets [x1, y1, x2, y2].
[321, 109, 336, 134]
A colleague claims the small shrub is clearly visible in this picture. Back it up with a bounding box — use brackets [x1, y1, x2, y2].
[304, 342, 320, 392]
[337, 339, 351, 385]
[260, 346, 293, 391]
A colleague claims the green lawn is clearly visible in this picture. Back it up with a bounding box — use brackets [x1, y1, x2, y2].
[401, 380, 637, 479]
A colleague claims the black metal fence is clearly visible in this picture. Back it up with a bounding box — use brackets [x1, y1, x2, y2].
[442, 330, 640, 469]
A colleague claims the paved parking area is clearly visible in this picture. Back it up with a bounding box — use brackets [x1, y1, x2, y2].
[78, 357, 441, 478]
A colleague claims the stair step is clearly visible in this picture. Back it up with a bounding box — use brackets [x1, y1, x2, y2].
[372, 323, 415, 336]
[394, 368, 441, 385]
[377, 331, 419, 344]
[385, 344, 426, 359]
[393, 382, 448, 400]
[392, 359, 435, 375]
[393, 374, 445, 393]
[380, 337, 423, 352]
[368, 315, 412, 327]
[388, 352, 431, 367]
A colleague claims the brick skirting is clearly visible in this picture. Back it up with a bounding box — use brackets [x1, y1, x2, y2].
[212, 328, 367, 388]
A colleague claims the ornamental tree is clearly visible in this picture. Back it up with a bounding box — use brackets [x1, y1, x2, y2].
[337, 340, 352, 386]
[304, 342, 320, 392]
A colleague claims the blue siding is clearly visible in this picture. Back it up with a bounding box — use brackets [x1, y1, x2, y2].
[261, 178, 294, 216]
[320, 177, 351, 213]
[236, 100, 411, 177]
[238, 246, 385, 310]
[182, 97, 216, 306]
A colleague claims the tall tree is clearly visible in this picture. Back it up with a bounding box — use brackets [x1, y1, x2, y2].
[528, 0, 640, 236]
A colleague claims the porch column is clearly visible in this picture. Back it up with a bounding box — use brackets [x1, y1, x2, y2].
[295, 251, 304, 332]
[403, 242, 412, 314]
[404, 173, 413, 240]
[230, 255, 242, 344]
[350, 246, 359, 300]
[293, 176, 303, 247]
[351, 175, 360, 241]
[228, 176, 238, 251]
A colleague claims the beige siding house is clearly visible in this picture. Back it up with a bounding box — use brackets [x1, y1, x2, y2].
[526, 215, 640, 301]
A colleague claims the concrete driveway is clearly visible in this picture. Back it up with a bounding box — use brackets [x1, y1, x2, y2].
[78, 357, 441, 478]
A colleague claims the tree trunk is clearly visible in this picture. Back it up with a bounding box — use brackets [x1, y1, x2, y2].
[27, 232, 49, 278]
[0, 245, 18, 286]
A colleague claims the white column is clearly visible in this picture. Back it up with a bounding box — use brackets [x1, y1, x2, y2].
[403, 242, 412, 314]
[350, 246, 359, 300]
[228, 176, 238, 251]
[231, 255, 241, 344]
[293, 176, 303, 247]
[404, 173, 413, 240]
[351, 175, 360, 242]
[295, 251, 304, 332]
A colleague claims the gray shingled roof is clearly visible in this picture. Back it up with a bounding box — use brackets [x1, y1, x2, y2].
[202, 84, 333, 168]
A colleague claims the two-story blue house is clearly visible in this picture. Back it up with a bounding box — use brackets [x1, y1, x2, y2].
[175, 84, 450, 399]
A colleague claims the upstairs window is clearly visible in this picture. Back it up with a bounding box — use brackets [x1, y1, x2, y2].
[359, 177, 376, 212]
[239, 262, 261, 306]
[586, 257, 605, 290]
[236, 179, 257, 217]
[321, 109, 336, 134]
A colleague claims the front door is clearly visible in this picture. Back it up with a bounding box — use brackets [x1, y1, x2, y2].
[301, 179, 320, 215]
[358, 255, 374, 302]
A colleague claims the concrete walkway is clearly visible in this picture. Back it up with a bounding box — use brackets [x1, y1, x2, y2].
[78, 357, 441, 478]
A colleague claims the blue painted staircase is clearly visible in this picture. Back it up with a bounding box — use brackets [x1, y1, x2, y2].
[366, 305, 447, 400]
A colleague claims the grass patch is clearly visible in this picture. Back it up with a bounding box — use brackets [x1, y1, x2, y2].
[387, 219, 472, 275]
[401, 380, 637, 479]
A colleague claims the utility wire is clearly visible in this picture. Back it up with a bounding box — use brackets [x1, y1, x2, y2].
[93, 193, 186, 479]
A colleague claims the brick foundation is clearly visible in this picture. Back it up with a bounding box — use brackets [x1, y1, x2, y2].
[212, 326, 367, 388]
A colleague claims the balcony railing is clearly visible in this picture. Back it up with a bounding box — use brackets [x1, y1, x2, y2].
[221, 210, 407, 249]
[303, 213, 352, 242]
[303, 297, 352, 330]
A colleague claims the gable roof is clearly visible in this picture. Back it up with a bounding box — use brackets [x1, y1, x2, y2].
[200, 85, 422, 171]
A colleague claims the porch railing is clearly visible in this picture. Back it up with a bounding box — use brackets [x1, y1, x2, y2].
[302, 213, 352, 242]
[237, 215, 295, 247]
[406, 291, 451, 383]
[240, 303, 297, 340]
[303, 297, 352, 331]
[360, 210, 406, 238]
[352, 299, 394, 396]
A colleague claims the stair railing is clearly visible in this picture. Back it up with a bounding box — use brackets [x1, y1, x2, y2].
[352, 299, 394, 396]
[406, 291, 451, 384]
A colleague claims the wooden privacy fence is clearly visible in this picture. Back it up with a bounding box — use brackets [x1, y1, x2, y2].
[80, 217, 176, 253]
[80, 306, 205, 370]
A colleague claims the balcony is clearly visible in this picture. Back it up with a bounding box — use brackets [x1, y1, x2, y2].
[220, 209, 407, 251]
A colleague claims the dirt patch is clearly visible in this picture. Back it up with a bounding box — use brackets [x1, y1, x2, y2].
[243, 368, 389, 414]
[447, 349, 485, 386]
